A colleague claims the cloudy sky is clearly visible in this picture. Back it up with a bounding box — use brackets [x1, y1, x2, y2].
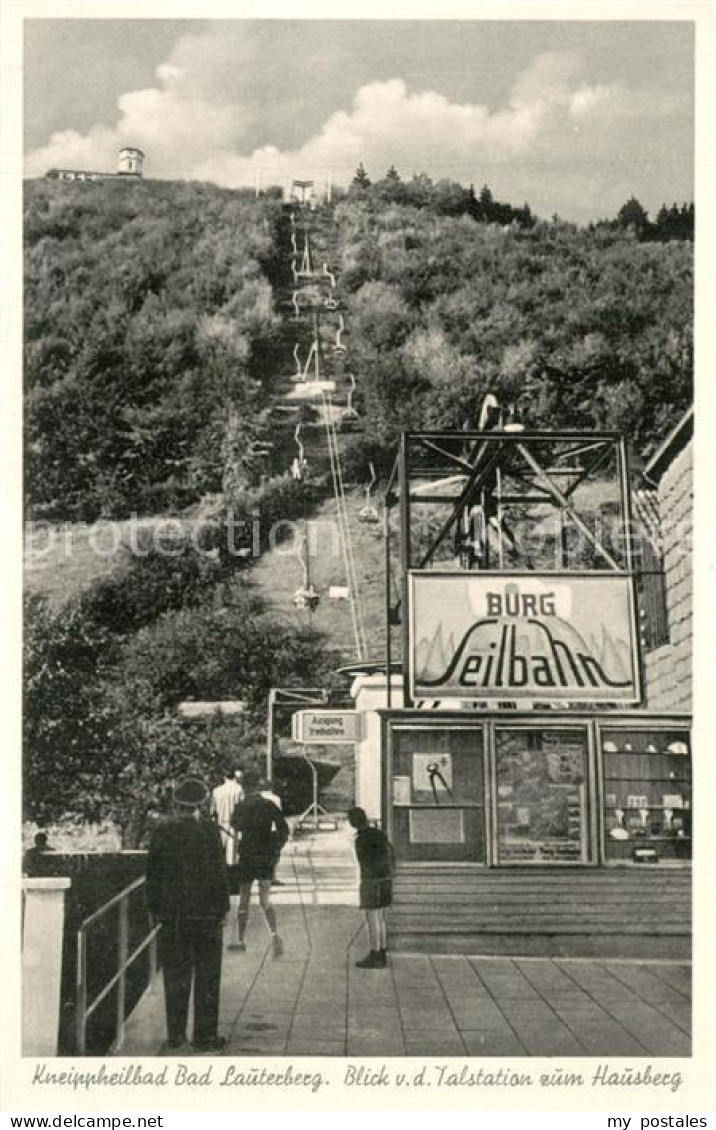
[23, 20, 694, 222]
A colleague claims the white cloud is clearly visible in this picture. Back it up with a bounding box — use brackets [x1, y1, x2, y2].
[24, 45, 691, 220]
[509, 50, 582, 107]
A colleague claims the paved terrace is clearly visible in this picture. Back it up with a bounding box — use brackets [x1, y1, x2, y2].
[119, 904, 691, 1058]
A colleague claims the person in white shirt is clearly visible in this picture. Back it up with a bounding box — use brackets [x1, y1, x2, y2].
[210, 769, 243, 864]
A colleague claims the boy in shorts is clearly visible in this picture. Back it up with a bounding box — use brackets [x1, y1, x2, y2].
[231, 779, 289, 956]
[348, 806, 395, 969]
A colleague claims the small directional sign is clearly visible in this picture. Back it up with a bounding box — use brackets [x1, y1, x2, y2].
[292, 710, 362, 744]
[178, 700, 246, 719]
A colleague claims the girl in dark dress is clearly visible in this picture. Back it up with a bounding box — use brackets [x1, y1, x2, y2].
[348, 806, 395, 968]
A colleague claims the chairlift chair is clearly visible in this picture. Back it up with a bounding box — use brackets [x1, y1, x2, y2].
[477, 392, 526, 433]
[283, 380, 337, 401]
[478, 392, 501, 431]
[358, 461, 380, 525]
[290, 457, 308, 481]
[333, 313, 347, 354]
[338, 374, 360, 431]
[292, 585, 320, 610]
[249, 440, 274, 459]
[291, 423, 309, 481]
[287, 324, 336, 399]
[290, 526, 319, 610]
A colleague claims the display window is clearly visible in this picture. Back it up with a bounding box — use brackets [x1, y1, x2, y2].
[600, 728, 691, 862]
[390, 728, 485, 862]
[383, 714, 690, 869]
[495, 728, 591, 864]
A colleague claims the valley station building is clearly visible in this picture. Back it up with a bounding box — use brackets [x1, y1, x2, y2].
[343, 416, 693, 954]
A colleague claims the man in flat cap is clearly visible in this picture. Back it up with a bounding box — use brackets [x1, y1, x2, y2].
[146, 776, 229, 1053]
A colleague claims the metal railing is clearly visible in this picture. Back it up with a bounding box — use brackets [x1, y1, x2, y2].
[76, 875, 160, 1055]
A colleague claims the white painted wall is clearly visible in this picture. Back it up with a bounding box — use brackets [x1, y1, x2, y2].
[351, 674, 403, 823]
[22, 878, 71, 1055]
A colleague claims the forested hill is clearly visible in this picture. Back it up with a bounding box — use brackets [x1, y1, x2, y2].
[330, 197, 692, 468]
[24, 178, 285, 521]
[22, 174, 694, 838]
[24, 176, 692, 523]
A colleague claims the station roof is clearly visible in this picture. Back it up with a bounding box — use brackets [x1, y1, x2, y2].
[644, 406, 693, 484]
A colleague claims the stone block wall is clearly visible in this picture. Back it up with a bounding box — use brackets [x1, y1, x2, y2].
[644, 441, 692, 710]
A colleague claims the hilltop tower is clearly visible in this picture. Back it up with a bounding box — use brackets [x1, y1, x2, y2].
[117, 147, 144, 177]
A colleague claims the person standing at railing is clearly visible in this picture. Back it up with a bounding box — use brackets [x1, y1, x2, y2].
[22, 831, 55, 876]
[146, 776, 230, 1054]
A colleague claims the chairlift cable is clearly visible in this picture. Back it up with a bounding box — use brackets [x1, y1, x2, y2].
[282, 218, 366, 655]
[320, 389, 364, 660]
[325, 394, 368, 658]
[333, 424, 366, 653]
[321, 383, 366, 658]
[325, 398, 362, 648]
[319, 247, 368, 652]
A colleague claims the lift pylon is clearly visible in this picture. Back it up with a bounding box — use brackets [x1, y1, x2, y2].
[384, 424, 636, 708]
[292, 179, 315, 206]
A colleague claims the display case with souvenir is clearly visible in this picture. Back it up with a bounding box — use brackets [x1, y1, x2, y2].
[600, 728, 691, 862]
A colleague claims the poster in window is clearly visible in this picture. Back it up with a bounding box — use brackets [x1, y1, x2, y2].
[409, 809, 464, 844]
[543, 733, 586, 785]
[411, 753, 453, 804]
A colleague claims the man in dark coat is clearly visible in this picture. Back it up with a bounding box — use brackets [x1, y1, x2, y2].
[146, 777, 230, 1053]
[230, 778, 289, 957]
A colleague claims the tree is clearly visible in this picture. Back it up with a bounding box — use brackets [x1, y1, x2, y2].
[385, 165, 400, 181]
[23, 580, 337, 844]
[349, 281, 413, 354]
[352, 162, 371, 188]
[23, 179, 283, 520]
[332, 193, 692, 446]
[109, 709, 274, 847]
[616, 196, 650, 238]
[653, 202, 694, 242]
[23, 594, 122, 826]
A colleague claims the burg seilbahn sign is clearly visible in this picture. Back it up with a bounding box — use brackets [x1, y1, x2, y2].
[409, 573, 640, 703]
